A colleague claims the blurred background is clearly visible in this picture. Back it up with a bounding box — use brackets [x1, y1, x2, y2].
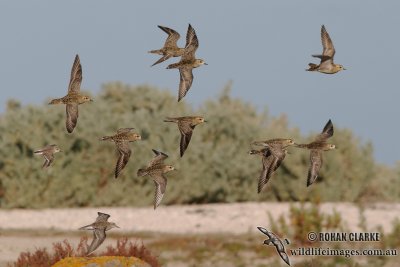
[0, 1, 399, 267]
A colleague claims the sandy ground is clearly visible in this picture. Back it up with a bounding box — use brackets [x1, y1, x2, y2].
[1, 202, 399, 266]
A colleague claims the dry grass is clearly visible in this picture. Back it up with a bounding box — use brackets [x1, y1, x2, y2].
[9, 237, 160, 267]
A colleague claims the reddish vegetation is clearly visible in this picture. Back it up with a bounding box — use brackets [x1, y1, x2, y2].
[9, 237, 160, 267]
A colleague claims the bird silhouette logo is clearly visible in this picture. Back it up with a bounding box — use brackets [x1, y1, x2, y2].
[257, 227, 291, 266]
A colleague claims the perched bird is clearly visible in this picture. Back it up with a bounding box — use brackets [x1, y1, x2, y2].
[137, 149, 175, 209]
[295, 119, 336, 187]
[249, 147, 288, 193]
[79, 212, 119, 256]
[306, 25, 345, 74]
[34, 144, 61, 168]
[101, 128, 141, 178]
[257, 227, 291, 266]
[164, 116, 206, 157]
[167, 24, 207, 102]
[49, 55, 93, 133]
[148, 25, 193, 66]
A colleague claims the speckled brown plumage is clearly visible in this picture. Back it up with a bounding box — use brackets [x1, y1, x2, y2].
[166, 24, 207, 102]
[48, 55, 93, 133]
[101, 128, 141, 178]
[79, 212, 119, 255]
[137, 149, 175, 209]
[295, 119, 336, 186]
[148, 25, 194, 66]
[306, 25, 345, 74]
[164, 116, 206, 157]
[34, 144, 61, 168]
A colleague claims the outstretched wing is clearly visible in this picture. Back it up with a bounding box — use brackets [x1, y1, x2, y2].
[116, 128, 135, 134]
[42, 152, 54, 168]
[115, 141, 131, 178]
[315, 119, 334, 142]
[307, 150, 323, 187]
[178, 68, 194, 102]
[158, 25, 181, 48]
[68, 54, 82, 93]
[148, 149, 169, 167]
[86, 228, 106, 255]
[178, 120, 194, 157]
[182, 24, 199, 61]
[153, 174, 167, 209]
[66, 104, 79, 133]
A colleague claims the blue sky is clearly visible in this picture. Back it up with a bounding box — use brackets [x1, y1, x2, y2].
[0, 1, 399, 165]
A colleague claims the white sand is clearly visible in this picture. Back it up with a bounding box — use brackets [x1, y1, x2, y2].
[0, 202, 399, 266]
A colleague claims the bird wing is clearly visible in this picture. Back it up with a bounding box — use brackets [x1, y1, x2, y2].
[158, 25, 181, 48]
[178, 68, 194, 102]
[177, 120, 194, 157]
[115, 141, 131, 178]
[66, 104, 79, 133]
[307, 150, 323, 187]
[116, 128, 135, 134]
[151, 54, 173, 67]
[321, 25, 335, 59]
[68, 54, 82, 94]
[258, 154, 274, 193]
[153, 174, 167, 209]
[182, 24, 199, 61]
[42, 152, 54, 168]
[86, 228, 106, 255]
[96, 212, 111, 222]
[315, 119, 334, 142]
[148, 149, 168, 167]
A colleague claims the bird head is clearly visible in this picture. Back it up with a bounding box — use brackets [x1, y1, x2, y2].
[284, 139, 296, 146]
[54, 146, 62, 153]
[195, 59, 207, 67]
[79, 95, 93, 104]
[194, 116, 207, 125]
[163, 165, 175, 173]
[336, 64, 346, 71]
[133, 133, 142, 140]
[327, 144, 336, 150]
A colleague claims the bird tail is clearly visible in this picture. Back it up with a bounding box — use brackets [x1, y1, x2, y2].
[100, 136, 113, 141]
[48, 98, 63, 105]
[148, 49, 163, 55]
[137, 168, 147, 177]
[166, 62, 180, 69]
[306, 63, 319, 71]
[294, 143, 308, 149]
[163, 117, 178, 123]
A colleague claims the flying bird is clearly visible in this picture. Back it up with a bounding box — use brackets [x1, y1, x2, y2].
[79, 212, 119, 256]
[249, 147, 288, 193]
[306, 25, 345, 74]
[34, 144, 61, 168]
[257, 227, 291, 266]
[148, 25, 193, 66]
[49, 54, 93, 133]
[101, 128, 141, 178]
[137, 149, 175, 209]
[166, 24, 207, 102]
[294, 120, 336, 187]
[164, 116, 206, 157]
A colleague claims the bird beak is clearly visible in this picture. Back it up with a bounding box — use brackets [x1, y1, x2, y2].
[90, 99, 94, 102]
[204, 120, 208, 123]
[343, 68, 347, 70]
[204, 63, 208, 65]
[115, 224, 120, 228]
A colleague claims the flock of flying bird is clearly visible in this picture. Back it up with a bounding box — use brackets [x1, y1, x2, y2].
[32, 24, 342, 255]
